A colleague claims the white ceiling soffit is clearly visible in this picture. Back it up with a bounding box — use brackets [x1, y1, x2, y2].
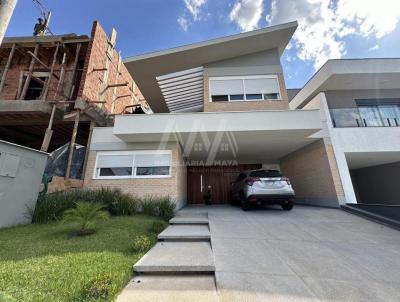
[156, 67, 204, 113]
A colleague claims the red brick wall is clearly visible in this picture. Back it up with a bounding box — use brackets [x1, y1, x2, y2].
[0, 45, 83, 102]
[0, 21, 146, 115]
[78, 21, 145, 114]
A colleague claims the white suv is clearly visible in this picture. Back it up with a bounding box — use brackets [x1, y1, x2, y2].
[231, 169, 295, 211]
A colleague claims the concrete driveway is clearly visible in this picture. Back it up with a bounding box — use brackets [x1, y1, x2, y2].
[181, 205, 400, 302]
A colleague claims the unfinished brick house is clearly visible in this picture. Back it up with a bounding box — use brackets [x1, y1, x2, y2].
[0, 21, 147, 156]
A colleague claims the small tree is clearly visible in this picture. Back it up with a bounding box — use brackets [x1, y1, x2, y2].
[62, 202, 109, 236]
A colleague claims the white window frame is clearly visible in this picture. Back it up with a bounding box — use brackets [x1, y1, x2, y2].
[93, 150, 172, 180]
[209, 75, 282, 102]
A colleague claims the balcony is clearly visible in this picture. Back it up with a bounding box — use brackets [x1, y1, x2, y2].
[330, 106, 400, 128]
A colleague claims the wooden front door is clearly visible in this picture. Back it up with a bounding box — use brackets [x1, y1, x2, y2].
[187, 164, 261, 204]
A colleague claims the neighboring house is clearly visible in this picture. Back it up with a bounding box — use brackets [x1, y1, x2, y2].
[0, 20, 147, 159]
[83, 21, 346, 209]
[291, 59, 400, 206]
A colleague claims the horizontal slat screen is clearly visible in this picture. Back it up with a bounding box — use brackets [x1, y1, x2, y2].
[134, 154, 171, 167]
[210, 79, 244, 95]
[244, 78, 279, 94]
[97, 155, 133, 168]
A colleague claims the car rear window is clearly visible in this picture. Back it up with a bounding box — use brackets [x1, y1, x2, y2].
[249, 170, 282, 178]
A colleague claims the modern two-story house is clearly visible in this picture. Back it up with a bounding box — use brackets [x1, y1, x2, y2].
[82, 21, 350, 209]
[291, 58, 400, 208]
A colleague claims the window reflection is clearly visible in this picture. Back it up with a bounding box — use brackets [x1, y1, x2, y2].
[330, 104, 400, 128]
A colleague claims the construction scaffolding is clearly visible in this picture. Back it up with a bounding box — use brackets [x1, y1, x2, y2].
[0, 21, 148, 180]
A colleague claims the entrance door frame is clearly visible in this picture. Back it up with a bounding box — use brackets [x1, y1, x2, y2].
[187, 164, 261, 204]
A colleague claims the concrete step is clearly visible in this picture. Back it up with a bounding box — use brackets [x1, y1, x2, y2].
[169, 213, 209, 225]
[134, 242, 215, 273]
[158, 225, 211, 241]
[116, 275, 219, 302]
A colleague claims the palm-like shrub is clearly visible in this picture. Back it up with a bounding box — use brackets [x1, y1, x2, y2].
[62, 202, 109, 236]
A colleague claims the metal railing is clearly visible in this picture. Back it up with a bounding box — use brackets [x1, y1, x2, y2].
[330, 107, 400, 128]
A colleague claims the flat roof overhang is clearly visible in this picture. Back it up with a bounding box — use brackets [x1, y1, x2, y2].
[291, 58, 400, 109]
[124, 21, 298, 113]
[0, 100, 64, 125]
[113, 109, 321, 162]
[1, 34, 90, 48]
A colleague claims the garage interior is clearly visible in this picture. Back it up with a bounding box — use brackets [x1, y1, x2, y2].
[350, 160, 400, 205]
[344, 153, 400, 224]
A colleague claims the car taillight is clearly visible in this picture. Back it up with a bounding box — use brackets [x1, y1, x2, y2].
[282, 177, 291, 185]
[245, 177, 260, 186]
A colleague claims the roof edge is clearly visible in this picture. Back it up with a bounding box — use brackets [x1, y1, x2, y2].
[2, 34, 90, 45]
[291, 57, 400, 109]
[124, 21, 298, 63]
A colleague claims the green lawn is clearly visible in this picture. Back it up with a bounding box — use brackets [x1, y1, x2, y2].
[0, 215, 161, 302]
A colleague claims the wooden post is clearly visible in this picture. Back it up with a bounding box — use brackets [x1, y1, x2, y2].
[19, 44, 39, 99]
[111, 54, 122, 113]
[67, 43, 81, 100]
[16, 71, 24, 98]
[65, 110, 80, 179]
[53, 51, 67, 101]
[0, 43, 16, 94]
[42, 43, 60, 100]
[81, 120, 95, 180]
[40, 104, 56, 152]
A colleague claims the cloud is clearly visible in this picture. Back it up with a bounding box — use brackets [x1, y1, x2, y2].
[368, 44, 380, 51]
[184, 0, 207, 20]
[178, 16, 189, 31]
[230, 0, 264, 32]
[178, 0, 207, 31]
[266, 0, 400, 69]
[336, 0, 400, 39]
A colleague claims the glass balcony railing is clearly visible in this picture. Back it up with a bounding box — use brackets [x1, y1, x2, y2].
[330, 106, 400, 128]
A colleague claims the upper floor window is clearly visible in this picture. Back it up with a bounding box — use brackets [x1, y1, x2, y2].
[209, 75, 281, 102]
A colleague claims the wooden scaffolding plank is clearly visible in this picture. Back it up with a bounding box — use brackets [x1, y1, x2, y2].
[66, 43, 82, 99]
[53, 51, 67, 101]
[65, 110, 80, 179]
[19, 44, 39, 100]
[0, 43, 16, 94]
[42, 42, 60, 100]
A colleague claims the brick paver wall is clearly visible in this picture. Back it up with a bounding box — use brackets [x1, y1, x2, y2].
[280, 139, 341, 207]
[83, 148, 187, 208]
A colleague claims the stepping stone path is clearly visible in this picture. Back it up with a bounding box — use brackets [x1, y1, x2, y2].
[117, 211, 218, 301]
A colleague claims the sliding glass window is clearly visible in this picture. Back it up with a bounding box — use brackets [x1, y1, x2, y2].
[95, 151, 172, 179]
[209, 76, 281, 102]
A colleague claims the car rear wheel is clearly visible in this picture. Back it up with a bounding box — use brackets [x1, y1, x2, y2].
[281, 200, 294, 211]
[240, 193, 251, 211]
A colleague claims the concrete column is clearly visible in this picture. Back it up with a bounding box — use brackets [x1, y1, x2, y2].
[0, 0, 17, 45]
[319, 92, 357, 205]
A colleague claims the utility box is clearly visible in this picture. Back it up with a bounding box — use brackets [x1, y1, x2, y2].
[0, 140, 48, 228]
